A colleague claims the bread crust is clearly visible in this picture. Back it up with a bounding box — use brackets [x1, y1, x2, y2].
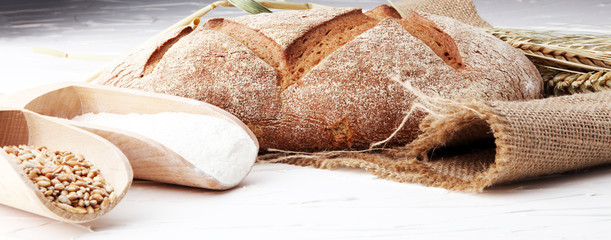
[97, 5, 542, 151]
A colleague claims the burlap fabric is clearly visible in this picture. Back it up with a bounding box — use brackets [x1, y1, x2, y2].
[260, 0, 611, 191]
[261, 90, 611, 191]
[394, 0, 492, 28]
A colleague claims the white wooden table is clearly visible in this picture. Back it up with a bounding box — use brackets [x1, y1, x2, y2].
[1, 0, 610, 239]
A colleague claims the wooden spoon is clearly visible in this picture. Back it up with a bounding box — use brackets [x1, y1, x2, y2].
[2, 82, 259, 190]
[0, 109, 132, 223]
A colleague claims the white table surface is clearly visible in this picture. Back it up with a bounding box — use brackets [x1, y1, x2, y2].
[1, 0, 610, 239]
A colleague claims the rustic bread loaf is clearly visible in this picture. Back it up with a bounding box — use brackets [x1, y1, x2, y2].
[96, 5, 542, 151]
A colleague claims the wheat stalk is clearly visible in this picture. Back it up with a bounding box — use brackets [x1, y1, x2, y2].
[487, 28, 611, 96]
[153, 0, 327, 39]
[487, 28, 611, 72]
[32, 47, 115, 61]
[84, 0, 329, 82]
[539, 67, 611, 96]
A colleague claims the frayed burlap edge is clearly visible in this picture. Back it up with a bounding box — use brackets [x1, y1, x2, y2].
[258, 99, 504, 191]
[403, 98, 513, 191]
[259, 90, 611, 192]
[258, 148, 485, 191]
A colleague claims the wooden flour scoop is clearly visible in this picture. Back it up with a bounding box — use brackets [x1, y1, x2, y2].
[0, 109, 132, 223]
[2, 82, 259, 190]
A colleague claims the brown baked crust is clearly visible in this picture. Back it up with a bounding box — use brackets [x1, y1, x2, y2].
[96, 5, 542, 151]
[97, 25, 194, 88]
[401, 12, 465, 70]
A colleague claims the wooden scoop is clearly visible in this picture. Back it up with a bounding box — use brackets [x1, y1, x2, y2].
[2, 82, 259, 190]
[0, 109, 132, 223]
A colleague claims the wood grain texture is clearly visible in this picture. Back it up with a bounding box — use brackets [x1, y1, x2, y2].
[4, 82, 259, 189]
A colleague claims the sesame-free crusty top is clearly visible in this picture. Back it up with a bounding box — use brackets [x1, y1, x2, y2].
[97, 5, 542, 151]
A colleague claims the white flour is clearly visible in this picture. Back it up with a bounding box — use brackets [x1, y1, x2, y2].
[72, 112, 258, 186]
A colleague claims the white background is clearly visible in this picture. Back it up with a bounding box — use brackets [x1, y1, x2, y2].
[1, 0, 610, 239]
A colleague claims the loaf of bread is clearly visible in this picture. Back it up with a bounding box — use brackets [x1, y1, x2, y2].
[96, 5, 542, 151]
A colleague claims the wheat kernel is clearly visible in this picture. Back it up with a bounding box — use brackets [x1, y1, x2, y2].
[3, 145, 116, 215]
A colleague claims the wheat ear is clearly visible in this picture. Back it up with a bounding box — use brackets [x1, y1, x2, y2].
[539, 67, 611, 96]
[487, 28, 611, 72]
[488, 28, 611, 96]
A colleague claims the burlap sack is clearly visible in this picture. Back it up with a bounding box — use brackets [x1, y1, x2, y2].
[261, 90, 611, 191]
[393, 0, 492, 28]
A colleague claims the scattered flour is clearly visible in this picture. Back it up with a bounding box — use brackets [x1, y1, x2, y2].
[72, 112, 258, 186]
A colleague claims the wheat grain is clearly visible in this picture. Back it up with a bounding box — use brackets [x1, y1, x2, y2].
[2, 145, 115, 214]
